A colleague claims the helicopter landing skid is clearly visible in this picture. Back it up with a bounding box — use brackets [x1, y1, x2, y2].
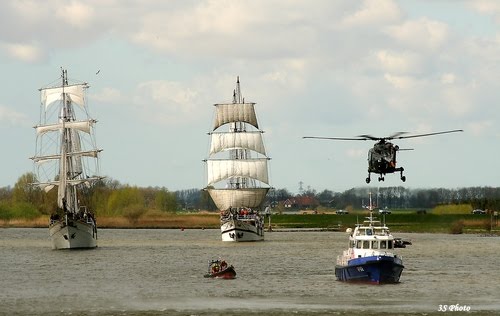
[398, 167, 406, 182]
[366, 167, 406, 184]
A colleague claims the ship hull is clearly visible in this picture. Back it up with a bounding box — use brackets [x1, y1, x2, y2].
[335, 255, 404, 284]
[204, 266, 237, 279]
[49, 217, 97, 250]
[221, 219, 264, 242]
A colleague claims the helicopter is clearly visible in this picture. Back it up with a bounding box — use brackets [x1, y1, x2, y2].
[303, 129, 463, 184]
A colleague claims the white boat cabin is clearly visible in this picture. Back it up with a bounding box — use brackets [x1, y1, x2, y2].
[337, 215, 397, 265]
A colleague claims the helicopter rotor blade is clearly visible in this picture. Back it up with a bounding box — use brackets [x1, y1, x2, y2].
[303, 136, 368, 141]
[392, 129, 463, 140]
[386, 131, 408, 140]
[304, 129, 462, 142]
[397, 148, 414, 151]
[356, 134, 382, 141]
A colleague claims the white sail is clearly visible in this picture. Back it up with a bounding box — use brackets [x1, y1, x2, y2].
[36, 120, 94, 135]
[207, 188, 270, 210]
[69, 129, 83, 175]
[213, 103, 258, 130]
[40, 84, 87, 108]
[207, 159, 269, 186]
[35, 176, 104, 190]
[209, 131, 266, 156]
[57, 123, 68, 209]
[32, 150, 101, 164]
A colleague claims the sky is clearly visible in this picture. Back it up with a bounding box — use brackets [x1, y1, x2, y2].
[1, 0, 499, 194]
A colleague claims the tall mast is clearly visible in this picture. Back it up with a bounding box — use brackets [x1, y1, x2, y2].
[59, 68, 79, 213]
[58, 68, 68, 210]
[229, 77, 252, 189]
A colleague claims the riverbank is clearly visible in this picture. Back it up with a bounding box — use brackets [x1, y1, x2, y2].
[0, 213, 220, 229]
[1, 212, 498, 234]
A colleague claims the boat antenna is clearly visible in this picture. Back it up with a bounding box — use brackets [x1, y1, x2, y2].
[368, 192, 374, 225]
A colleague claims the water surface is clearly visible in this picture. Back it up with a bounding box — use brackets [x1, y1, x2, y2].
[0, 228, 498, 315]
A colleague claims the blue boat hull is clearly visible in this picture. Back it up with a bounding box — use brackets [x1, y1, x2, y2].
[335, 255, 404, 284]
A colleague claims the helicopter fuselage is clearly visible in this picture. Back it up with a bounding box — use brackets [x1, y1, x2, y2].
[366, 141, 405, 183]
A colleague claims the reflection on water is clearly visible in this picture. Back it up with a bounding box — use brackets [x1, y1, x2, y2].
[0, 228, 499, 315]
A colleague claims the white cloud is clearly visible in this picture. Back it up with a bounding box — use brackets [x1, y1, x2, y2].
[470, 0, 500, 24]
[386, 18, 449, 51]
[440, 73, 456, 84]
[376, 50, 421, 74]
[442, 85, 474, 117]
[133, 80, 200, 124]
[341, 0, 401, 27]
[0, 105, 29, 126]
[466, 120, 493, 136]
[1, 42, 45, 63]
[129, 1, 336, 60]
[383, 74, 416, 90]
[56, 1, 95, 29]
[91, 87, 123, 104]
[130, 2, 266, 57]
[260, 58, 308, 91]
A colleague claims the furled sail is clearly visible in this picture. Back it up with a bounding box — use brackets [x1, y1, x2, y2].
[57, 131, 68, 209]
[69, 129, 83, 175]
[207, 188, 270, 210]
[207, 159, 269, 186]
[209, 131, 266, 156]
[36, 120, 95, 135]
[32, 150, 101, 164]
[40, 84, 87, 108]
[213, 103, 258, 130]
[35, 176, 104, 190]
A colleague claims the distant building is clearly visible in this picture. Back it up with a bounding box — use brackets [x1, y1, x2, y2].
[281, 196, 320, 210]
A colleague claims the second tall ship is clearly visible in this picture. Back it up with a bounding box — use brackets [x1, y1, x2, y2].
[204, 77, 271, 242]
[31, 69, 103, 249]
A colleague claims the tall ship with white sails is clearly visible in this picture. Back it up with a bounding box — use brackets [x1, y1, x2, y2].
[205, 77, 271, 242]
[31, 68, 103, 249]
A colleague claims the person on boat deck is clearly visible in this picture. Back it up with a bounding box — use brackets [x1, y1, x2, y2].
[211, 264, 219, 273]
[220, 261, 227, 270]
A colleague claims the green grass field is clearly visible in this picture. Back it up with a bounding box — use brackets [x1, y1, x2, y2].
[1, 206, 497, 234]
[270, 211, 497, 234]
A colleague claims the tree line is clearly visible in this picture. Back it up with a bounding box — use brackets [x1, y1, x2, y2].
[269, 186, 500, 211]
[1, 172, 499, 220]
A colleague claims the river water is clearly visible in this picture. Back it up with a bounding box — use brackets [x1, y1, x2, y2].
[0, 228, 499, 315]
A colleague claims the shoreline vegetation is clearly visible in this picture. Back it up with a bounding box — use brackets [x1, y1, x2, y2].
[3, 173, 500, 235]
[2, 210, 498, 235]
